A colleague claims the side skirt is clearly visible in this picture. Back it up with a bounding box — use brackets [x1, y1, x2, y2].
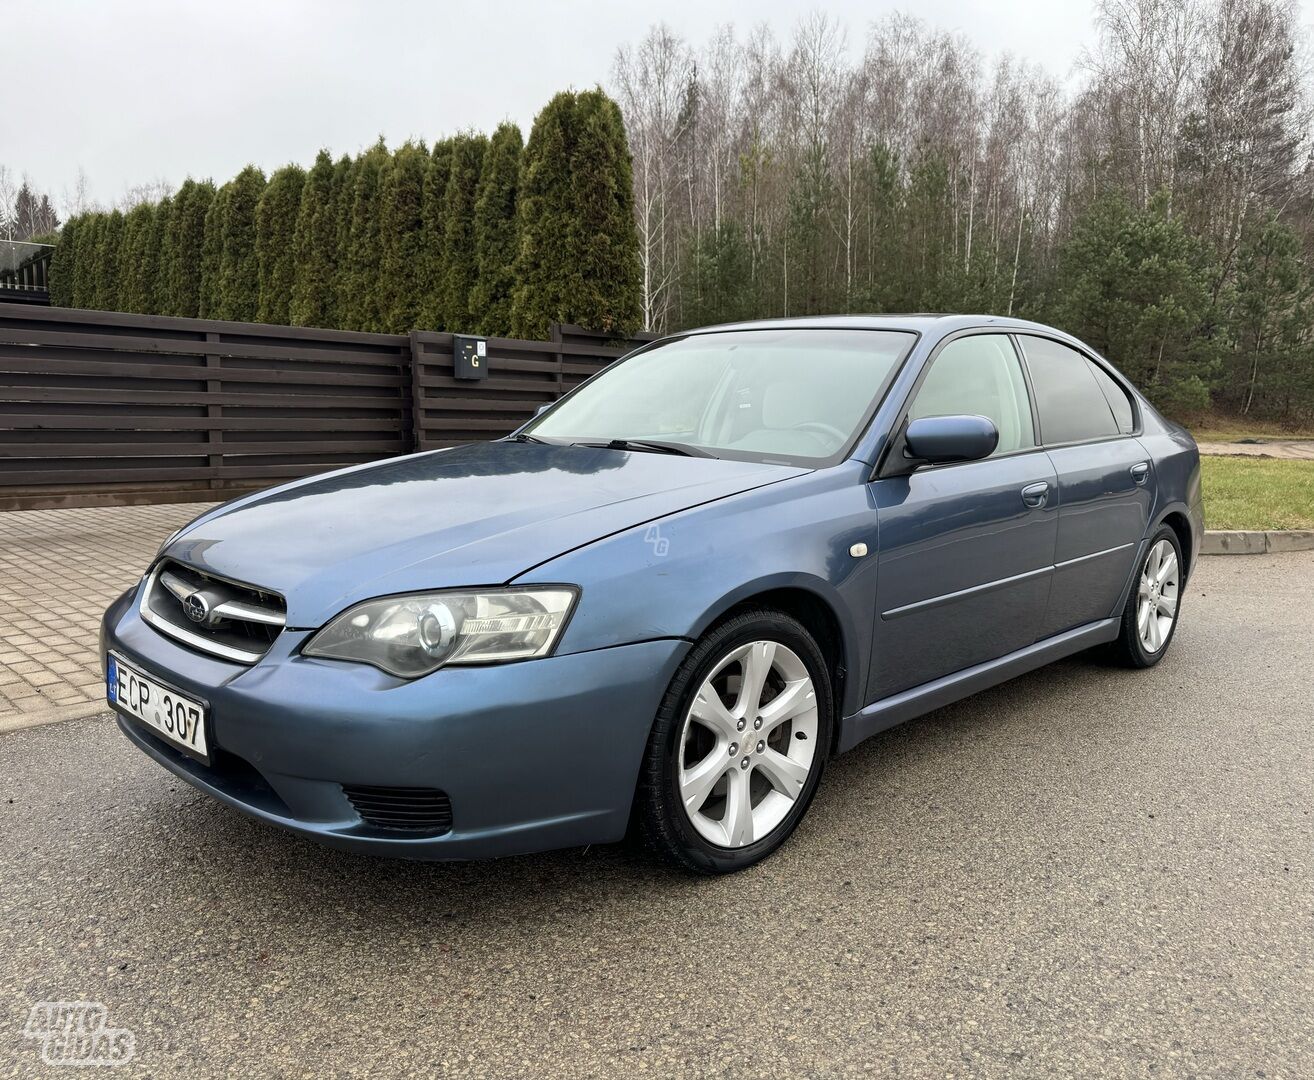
[836, 618, 1120, 754]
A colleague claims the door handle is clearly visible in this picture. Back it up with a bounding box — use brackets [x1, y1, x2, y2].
[1130, 462, 1150, 485]
[1021, 481, 1049, 508]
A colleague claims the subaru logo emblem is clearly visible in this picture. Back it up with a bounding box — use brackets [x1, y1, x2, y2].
[183, 592, 210, 624]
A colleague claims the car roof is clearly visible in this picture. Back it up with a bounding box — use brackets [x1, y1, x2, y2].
[675, 313, 1067, 338]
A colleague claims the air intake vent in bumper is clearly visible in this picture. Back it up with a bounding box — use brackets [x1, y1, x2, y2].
[342, 785, 454, 835]
[139, 560, 286, 664]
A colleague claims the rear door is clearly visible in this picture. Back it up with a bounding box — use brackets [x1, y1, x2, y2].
[1016, 334, 1154, 637]
[867, 332, 1058, 702]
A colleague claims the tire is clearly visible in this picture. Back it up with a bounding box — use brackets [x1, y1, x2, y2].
[1109, 525, 1184, 668]
[636, 609, 834, 874]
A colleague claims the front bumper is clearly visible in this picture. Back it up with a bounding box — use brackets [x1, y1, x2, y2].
[101, 587, 689, 860]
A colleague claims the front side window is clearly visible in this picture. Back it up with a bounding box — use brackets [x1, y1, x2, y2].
[527, 329, 916, 464]
[1019, 335, 1120, 444]
[908, 334, 1034, 456]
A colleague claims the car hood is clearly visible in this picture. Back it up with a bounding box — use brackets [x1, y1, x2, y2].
[162, 441, 806, 627]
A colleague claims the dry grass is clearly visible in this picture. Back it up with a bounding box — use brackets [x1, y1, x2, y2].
[1189, 413, 1314, 443]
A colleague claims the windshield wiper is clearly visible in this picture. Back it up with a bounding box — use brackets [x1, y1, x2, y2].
[577, 438, 714, 458]
[507, 432, 548, 444]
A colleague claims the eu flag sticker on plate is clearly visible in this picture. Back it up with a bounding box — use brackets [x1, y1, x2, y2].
[106, 655, 118, 703]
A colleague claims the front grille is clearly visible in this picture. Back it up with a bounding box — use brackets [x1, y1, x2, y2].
[139, 559, 286, 664]
[342, 785, 454, 835]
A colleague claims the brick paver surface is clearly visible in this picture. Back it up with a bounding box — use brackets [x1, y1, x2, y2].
[0, 503, 215, 723]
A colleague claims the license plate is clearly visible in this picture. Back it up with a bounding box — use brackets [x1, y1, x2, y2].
[107, 653, 208, 761]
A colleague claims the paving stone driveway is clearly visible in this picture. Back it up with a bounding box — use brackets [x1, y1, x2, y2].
[0, 503, 213, 727]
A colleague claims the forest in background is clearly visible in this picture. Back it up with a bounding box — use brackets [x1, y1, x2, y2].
[4, 0, 1313, 424]
[611, 0, 1314, 423]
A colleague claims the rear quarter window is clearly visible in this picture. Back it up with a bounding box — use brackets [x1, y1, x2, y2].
[1085, 358, 1137, 434]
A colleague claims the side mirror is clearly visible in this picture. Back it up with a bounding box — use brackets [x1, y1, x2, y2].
[904, 415, 998, 465]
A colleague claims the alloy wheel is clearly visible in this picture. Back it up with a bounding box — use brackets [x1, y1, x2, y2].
[1137, 538, 1179, 653]
[677, 640, 820, 848]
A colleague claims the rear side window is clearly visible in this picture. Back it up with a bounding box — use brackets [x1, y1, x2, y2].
[909, 334, 1034, 455]
[1019, 336, 1119, 444]
[1085, 359, 1136, 434]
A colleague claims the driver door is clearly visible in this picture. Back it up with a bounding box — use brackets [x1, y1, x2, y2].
[867, 333, 1058, 701]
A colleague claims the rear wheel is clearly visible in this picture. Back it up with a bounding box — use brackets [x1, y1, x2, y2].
[636, 610, 833, 874]
[1110, 526, 1183, 668]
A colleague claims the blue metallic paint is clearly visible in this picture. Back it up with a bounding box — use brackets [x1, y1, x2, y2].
[101, 314, 1203, 861]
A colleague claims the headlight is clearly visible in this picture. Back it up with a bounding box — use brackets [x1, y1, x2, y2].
[302, 588, 578, 678]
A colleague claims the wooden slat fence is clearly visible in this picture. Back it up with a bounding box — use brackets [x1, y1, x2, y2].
[0, 303, 651, 510]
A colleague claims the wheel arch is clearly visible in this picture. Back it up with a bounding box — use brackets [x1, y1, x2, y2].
[689, 576, 860, 749]
[1155, 503, 1195, 580]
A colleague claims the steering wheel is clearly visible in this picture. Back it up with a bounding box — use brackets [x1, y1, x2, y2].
[790, 420, 847, 445]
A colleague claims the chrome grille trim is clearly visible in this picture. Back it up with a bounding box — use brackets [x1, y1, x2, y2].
[139, 561, 286, 665]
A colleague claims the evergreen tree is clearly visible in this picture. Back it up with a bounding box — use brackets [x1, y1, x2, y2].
[199, 183, 230, 319]
[291, 151, 339, 328]
[512, 89, 641, 338]
[71, 213, 102, 308]
[255, 163, 306, 323]
[342, 140, 388, 331]
[330, 153, 357, 328]
[93, 210, 125, 311]
[147, 197, 173, 315]
[116, 202, 157, 314]
[419, 139, 454, 329]
[378, 141, 430, 333]
[1055, 192, 1219, 415]
[48, 216, 78, 308]
[682, 221, 754, 328]
[439, 133, 488, 335]
[216, 165, 266, 321]
[1225, 214, 1313, 421]
[470, 123, 522, 336]
[165, 179, 215, 317]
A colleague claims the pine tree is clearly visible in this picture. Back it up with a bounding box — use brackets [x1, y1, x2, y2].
[199, 184, 229, 319]
[93, 210, 125, 311]
[439, 133, 488, 334]
[512, 90, 641, 338]
[418, 139, 454, 329]
[342, 140, 388, 331]
[378, 141, 430, 333]
[165, 179, 215, 317]
[255, 163, 306, 323]
[48, 216, 78, 307]
[216, 165, 266, 321]
[116, 202, 158, 314]
[291, 151, 338, 328]
[470, 123, 522, 336]
[1055, 192, 1218, 415]
[1226, 214, 1312, 420]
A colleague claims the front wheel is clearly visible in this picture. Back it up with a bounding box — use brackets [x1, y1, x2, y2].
[636, 610, 834, 874]
[1110, 526, 1183, 668]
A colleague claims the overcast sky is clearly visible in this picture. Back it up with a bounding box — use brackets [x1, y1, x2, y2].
[7, 0, 1312, 215]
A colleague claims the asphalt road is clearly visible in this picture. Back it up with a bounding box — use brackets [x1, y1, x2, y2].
[2, 553, 1311, 1079]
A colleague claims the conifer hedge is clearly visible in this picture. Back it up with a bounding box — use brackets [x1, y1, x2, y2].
[43, 89, 642, 339]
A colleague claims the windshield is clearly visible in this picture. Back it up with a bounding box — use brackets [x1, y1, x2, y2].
[525, 329, 916, 464]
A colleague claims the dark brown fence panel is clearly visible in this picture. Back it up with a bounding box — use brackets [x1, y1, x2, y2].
[410, 324, 653, 452]
[0, 304, 656, 510]
[0, 304, 411, 510]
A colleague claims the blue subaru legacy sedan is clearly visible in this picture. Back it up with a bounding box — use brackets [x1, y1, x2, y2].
[101, 315, 1203, 873]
